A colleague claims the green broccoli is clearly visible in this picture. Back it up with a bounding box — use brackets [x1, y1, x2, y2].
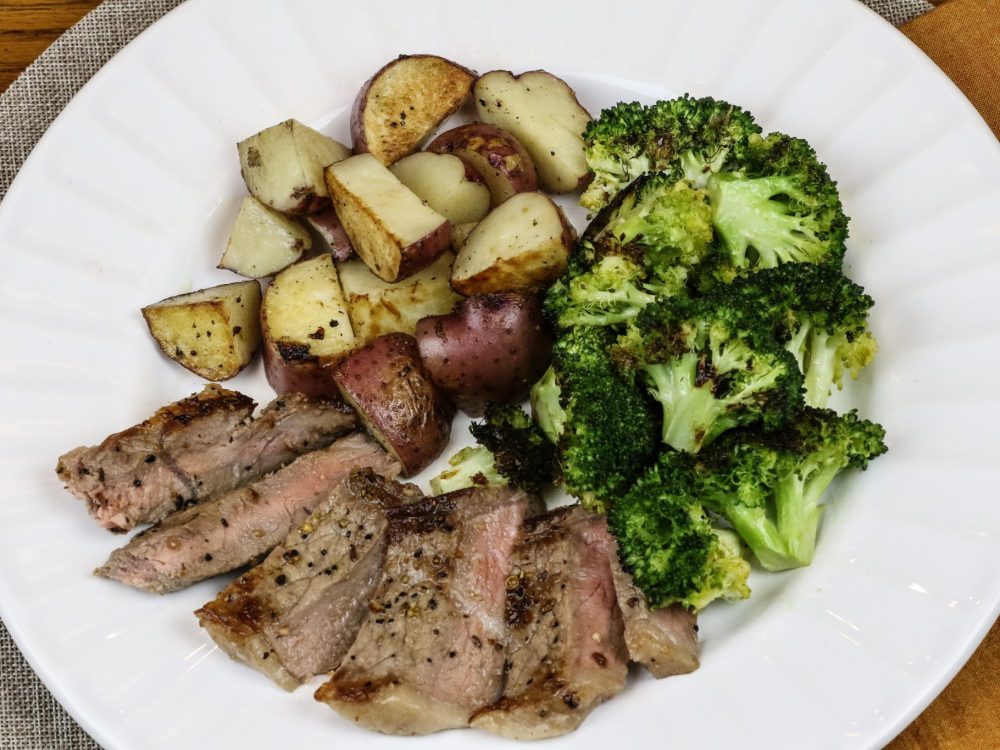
[581, 96, 760, 211]
[469, 403, 557, 494]
[544, 255, 657, 329]
[429, 404, 558, 495]
[727, 264, 878, 407]
[546, 175, 713, 329]
[705, 132, 848, 273]
[608, 450, 751, 611]
[694, 408, 887, 571]
[616, 292, 804, 454]
[429, 446, 504, 495]
[530, 325, 658, 510]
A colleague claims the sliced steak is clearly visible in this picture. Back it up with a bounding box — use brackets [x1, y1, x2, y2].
[97, 433, 399, 594]
[56, 387, 355, 532]
[608, 538, 699, 677]
[195, 470, 418, 690]
[470, 506, 628, 740]
[314, 486, 541, 735]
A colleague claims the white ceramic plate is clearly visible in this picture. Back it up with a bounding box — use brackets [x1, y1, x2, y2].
[1, 0, 998, 747]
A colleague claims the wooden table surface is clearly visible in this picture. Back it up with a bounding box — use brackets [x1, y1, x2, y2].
[0, 1, 997, 748]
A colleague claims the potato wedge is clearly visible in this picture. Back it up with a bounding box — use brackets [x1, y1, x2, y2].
[416, 292, 552, 416]
[219, 196, 311, 278]
[305, 206, 355, 261]
[261, 255, 356, 397]
[475, 71, 592, 193]
[334, 333, 454, 476]
[338, 251, 461, 346]
[389, 152, 490, 225]
[451, 192, 574, 295]
[142, 280, 262, 381]
[325, 153, 451, 283]
[351, 54, 476, 165]
[238, 119, 352, 214]
[427, 123, 536, 206]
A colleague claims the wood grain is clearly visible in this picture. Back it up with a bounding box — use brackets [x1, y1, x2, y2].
[0, 2, 997, 749]
[0, 0, 101, 92]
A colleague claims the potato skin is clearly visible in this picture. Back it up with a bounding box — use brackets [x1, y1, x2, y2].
[415, 293, 553, 416]
[334, 333, 454, 475]
[427, 123, 537, 206]
[261, 338, 342, 399]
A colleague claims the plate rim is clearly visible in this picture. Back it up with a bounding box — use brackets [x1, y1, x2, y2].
[0, 1, 998, 748]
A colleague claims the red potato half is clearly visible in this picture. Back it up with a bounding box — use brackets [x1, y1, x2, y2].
[389, 152, 491, 225]
[427, 123, 537, 207]
[451, 192, 574, 295]
[238, 119, 352, 215]
[325, 154, 451, 283]
[334, 333, 454, 476]
[261, 255, 357, 398]
[351, 54, 476, 165]
[475, 70, 592, 194]
[416, 293, 553, 416]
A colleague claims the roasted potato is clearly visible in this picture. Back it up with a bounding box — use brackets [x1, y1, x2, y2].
[351, 54, 476, 165]
[305, 206, 355, 261]
[238, 119, 351, 214]
[338, 251, 461, 346]
[427, 123, 537, 206]
[415, 292, 552, 416]
[450, 222, 477, 250]
[218, 196, 311, 278]
[389, 152, 490, 225]
[261, 255, 356, 397]
[475, 71, 592, 194]
[451, 192, 574, 295]
[325, 153, 451, 283]
[334, 333, 454, 476]
[142, 280, 262, 381]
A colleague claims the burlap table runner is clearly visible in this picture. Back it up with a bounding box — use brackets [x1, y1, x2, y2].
[0, 0, 964, 747]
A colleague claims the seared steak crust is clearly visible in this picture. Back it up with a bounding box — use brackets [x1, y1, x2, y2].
[97, 433, 399, 593]
[471, 506, 628, 740]
[315, 486, 539, 735]
[195, 470, 417, 690]
[56, 386, 355, 532]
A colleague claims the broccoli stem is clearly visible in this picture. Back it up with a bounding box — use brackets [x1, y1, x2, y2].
[802, 330, 837, 408]
[530, 366, 566, 445]
[774, 464, 839, 566]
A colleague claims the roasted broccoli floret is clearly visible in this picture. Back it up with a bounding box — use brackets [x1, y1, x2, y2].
[608, 450, 751, 611]
[544, 255, 657, 329]
[705, 132, 848, 273]
[429, 446, 504, 495]
[469, 403, 557, 494]
[530, 326, 657, 510]
[581, 96, 760, 211]
[694, 408, 887, 571]
[616, 292, 803, 453]
[727, 264, 877, 407]
[546, 176, 714, 329]
[430, 405, 557, 495]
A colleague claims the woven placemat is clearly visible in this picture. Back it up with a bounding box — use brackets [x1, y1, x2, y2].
[0, 0, 932, 747]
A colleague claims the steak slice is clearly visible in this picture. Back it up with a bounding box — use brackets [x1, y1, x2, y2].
[314, 486, 540, 735]
[97, 433, 400, 594]
[470, 506, 628, 740]
[608, 539, 699, 677]
[56, 387, 355, 532]
[195, 470, 418, 690]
